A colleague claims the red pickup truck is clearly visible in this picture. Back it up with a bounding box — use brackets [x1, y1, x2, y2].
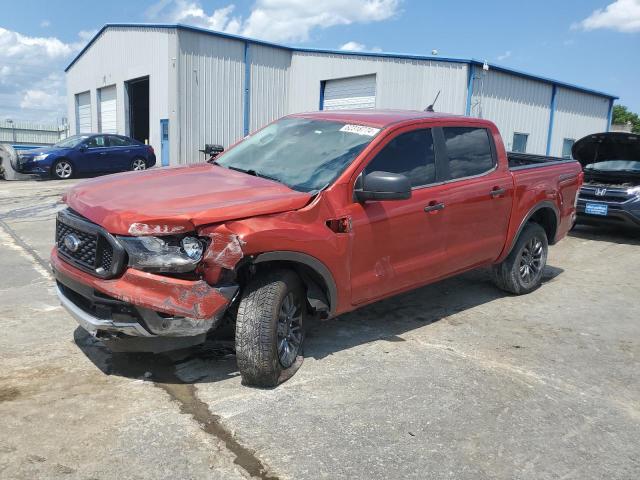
[52, 110, 582, 386]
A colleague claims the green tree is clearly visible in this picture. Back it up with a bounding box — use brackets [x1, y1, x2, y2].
[612, 105, 640, 134]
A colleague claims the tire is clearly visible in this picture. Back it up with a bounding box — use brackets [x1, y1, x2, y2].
[235, 269, 306, 387]
[491, 222, 548, 295]
[52, 159, 73, 179]
[131, 158, 147, 171]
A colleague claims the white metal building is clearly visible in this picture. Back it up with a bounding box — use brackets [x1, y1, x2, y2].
[65, 24, 617, 167]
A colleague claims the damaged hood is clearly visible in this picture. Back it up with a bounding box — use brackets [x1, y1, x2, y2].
[65, 164, 312, 235]
[572, 132, 640, 168]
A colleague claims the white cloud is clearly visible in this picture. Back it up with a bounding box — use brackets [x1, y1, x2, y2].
[147, 0, 401, 43]
[497, 50, 512, 61]
[0, 27, 85, 122]
[574, 0, 640, 33]
[339, 41, 383, 52]
[340, 41, 366, 51]
[40, 20, 51, 28]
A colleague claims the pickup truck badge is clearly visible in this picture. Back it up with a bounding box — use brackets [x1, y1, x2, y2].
[595, 188, 607, 196]
[63, 234, 82, 252]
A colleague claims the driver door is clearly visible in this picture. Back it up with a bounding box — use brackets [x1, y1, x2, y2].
[81, 135, 109, 172]
[347, 127, 449, 305]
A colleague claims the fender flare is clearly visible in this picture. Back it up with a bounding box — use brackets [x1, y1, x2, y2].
[505, 200, 560, 257]
[252, 251, 338, 315]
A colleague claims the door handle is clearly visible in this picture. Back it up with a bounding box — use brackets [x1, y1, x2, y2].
[99, 152, 107, 155]
[490, 187, 506, 197]
[424, 202, 445, 213]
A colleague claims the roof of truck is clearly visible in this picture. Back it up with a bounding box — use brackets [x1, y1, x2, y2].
[291, 110, 488, 128]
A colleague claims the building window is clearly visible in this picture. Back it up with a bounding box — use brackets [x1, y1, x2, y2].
[562, 138, 575, 159]
[512, 133, 528, 153]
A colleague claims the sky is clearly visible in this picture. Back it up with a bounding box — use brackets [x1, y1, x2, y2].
[1, 0, 639, 124]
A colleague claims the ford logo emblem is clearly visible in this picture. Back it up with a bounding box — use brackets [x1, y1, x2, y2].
[64, 234, 82, 252]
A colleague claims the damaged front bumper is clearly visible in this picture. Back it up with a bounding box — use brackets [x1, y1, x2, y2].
[51, 248, 238, 347]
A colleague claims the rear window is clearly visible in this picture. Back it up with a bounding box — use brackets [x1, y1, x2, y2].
[443, 127, 494, 179]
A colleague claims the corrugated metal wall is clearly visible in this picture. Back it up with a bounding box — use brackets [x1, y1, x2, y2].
[66, 27, 175, 160]
[0, 120, 65, 145]
[470, 69, 553, 154]
[549, 87, 611, 157]
[67, 26, 614, 166]
[177, 30, 245, 163]
[288, 52, 468, 115]
[248, 44, 291, 132]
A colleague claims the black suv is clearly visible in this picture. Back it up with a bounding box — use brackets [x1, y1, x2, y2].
[574, 132, 640, 229]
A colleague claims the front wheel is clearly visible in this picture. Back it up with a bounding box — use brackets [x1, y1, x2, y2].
[235, 270, 306, 387]
[131, 158, 147, 171]
[491, 222, 548, 295]
[52, 160, 73, 179]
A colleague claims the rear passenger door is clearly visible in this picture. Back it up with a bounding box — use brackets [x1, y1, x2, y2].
[436, 126, 513, 273]
[106, 135, 134, 171]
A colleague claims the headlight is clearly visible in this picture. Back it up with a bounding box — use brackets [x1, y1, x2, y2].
[33, 153, 49, 161]
[117, 235, 206, 273]
[627, 186, 640, 197]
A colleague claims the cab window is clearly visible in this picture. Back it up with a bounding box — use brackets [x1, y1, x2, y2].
[364, 129, 436, 188]
[442, 127, 495, 179]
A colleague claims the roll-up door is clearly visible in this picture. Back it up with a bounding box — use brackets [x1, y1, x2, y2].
[99, 85, 117, 133]
[323, 75, 376, 110]
[75, 91, 91, 133]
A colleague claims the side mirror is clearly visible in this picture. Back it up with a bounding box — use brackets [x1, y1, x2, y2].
[78, 144, 88, 151]
[354, 171, 411, 202]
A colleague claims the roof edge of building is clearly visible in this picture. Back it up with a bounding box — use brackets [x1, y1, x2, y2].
[64, 23, 619, 100]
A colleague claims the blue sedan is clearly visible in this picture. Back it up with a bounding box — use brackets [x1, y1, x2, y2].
[16, 134, 156, 179]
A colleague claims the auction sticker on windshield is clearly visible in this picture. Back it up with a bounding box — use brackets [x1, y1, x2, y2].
[339, 124, 381, 137]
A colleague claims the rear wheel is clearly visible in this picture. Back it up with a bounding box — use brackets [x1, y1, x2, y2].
[52, 159, 73, 179]
[235, 269, 305, 387]
[131, 158, 147, 171]
[491, 222, 548, 295]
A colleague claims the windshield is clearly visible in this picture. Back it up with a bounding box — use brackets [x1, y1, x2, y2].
[585, 160, 640, 173]
[215, 118, 380, 192]
[54, 135, 90, 148]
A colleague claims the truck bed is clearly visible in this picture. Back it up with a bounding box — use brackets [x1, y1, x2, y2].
[508, 152, 577, 171]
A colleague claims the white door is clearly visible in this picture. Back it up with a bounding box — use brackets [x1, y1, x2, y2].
[75, 91, 91, 134]
[323, 75, 376, 110]
[99, 86, 117, 134]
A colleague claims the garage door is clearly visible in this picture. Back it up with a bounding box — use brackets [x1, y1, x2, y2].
[99, 85, 117, 134]
[75, 92, 91, 134]
[323, 75, 376, 110]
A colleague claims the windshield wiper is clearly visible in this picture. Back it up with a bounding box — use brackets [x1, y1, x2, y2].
[225, 165, 286, 185]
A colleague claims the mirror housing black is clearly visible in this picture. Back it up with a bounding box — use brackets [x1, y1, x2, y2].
[354, 171, 411, 202]
[78, 144, 88, 151]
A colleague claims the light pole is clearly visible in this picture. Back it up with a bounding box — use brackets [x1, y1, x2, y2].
[6, 119, 16, 143]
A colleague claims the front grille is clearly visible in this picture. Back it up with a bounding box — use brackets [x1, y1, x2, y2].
[579, 187, 632, 204]
[55, 209, 125, 278]
[56, 222, 98, 269]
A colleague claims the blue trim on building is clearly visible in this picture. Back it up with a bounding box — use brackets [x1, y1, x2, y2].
[465, 64, 475, 116]
[546, 85, 558, 156]
[606, 98, 614, 133]
[319, 81, 326, 111]
[243, 42, 251, 136]
[65, 23, 619, 101]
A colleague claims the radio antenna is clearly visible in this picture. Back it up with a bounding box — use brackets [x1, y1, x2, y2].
[425, 90, 441, 112]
